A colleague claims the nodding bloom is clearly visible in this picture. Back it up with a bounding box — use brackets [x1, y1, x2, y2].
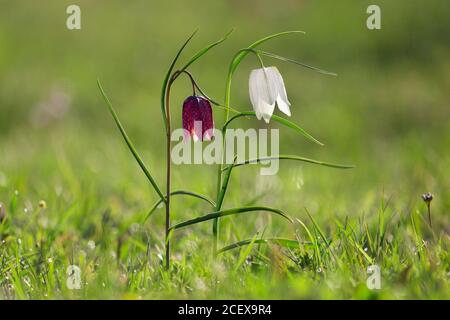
[249, 66, 291, 123]
[182, 95, 214, 141]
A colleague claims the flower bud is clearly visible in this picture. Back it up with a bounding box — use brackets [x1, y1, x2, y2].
[182, 96, 214, 141]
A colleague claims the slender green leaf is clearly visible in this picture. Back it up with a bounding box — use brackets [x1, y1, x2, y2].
[219, 238, 310, 253]
[348, 236, 374, 264]
[305, 208, 339, 264]
[97, 80, 165, 202]
[234, 233, 259, 271]
[230, 31, 305, 74]
[161, 30, 197, 132]
[257, 50, 337, 76]
[224, 154, 354, 171]
[179, 29, 234, 73]
[213, 156, 236, 249]
[216, 156, 236, 210]
[305, 208, 331, 247]
[296, 218, 322, 268]
[376, 201, 386, 254]
[192, 83, 241, 115]
[223, 111, 324, 146]
[364, 222, 374, 254]
[142, 190, 216, 223]
[170, 206, 293, 231]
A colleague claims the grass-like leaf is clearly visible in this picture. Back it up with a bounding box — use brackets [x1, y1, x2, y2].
[348, 236, 374, 265]
[305, 208, 339, 265]
[170, 206, 293, 231]
[142, 190, 216, 223]
[230, 30, 305, 74]
[161, 30, 198, 132]
[234, 233, 259, 270]
[179, 29, 234, 73]
[305, 208, 331, 247]
[216, 156, 236, 210]
[97, 80, 166, 202]
[257, 50, 337, 76]
[223, 111, 324, 146]
[218, 237, 311, 253]
[296, 218, 322, 268]
[223, 155, 354, 171]
[213, 156, 236, 252]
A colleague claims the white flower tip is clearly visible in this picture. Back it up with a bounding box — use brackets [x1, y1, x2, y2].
[262, 114, 271, 124]
[276, 96, 292, 117]
[203, 131, 213, 141]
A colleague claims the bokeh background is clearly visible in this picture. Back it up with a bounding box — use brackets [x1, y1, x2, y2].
[0, 0, 449, 299]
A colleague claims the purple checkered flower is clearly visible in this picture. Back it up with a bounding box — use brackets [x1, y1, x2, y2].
[182, 96, 214, 141]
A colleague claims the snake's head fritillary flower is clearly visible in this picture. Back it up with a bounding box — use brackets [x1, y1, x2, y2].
[249, 66, 291, 123]
[182, 95, 214, 141]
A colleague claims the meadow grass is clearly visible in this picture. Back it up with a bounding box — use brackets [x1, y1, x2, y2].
[0, 0, 449, 299]
[0, 122, 448, 299]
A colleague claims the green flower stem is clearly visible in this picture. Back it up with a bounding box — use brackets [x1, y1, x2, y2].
[164, 70, 191, 270]
[164, 76, 174, 270]
[164, 71, 198, 269]
[213, 49, 250, 255]
[213, 48, 276, 255]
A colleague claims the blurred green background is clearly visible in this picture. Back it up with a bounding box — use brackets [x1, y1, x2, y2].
[0, 0, 449, 299]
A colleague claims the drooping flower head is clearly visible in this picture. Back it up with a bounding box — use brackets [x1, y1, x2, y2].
[182, 95, 214, 141]
[249, 66, 291, 123]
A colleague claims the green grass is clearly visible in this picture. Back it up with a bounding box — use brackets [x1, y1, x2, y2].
[0, 0, 449, 299]
[0, 122, 448, 299]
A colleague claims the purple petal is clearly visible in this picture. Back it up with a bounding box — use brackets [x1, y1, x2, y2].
[182, 96, 214, 141]
[198, 97, 214, 139]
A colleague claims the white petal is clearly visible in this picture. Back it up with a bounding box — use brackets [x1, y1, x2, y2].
[249, 69, 261, 116]
[258, 101, 275, 124]
[266, 66, 291, 116]
[203, 129, 213, 141]
[263, 67, 279, 105]
[256, 69, 275, 104]
[255, 108, 262, 120]
[276, 96, 291, 117]
[249, 68, 281, 122]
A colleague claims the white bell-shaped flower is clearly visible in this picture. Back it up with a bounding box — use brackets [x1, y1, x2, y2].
[248, 66, 291, 123]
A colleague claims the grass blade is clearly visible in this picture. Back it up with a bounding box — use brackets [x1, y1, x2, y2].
[179, 29, 234, 72]
[305, 208, 339, 265]
[348, 235, 374, 265]
[213, 156, 236, 254]
[230, 31, 305, 74]
[305, 208, 331, 247]
[218, 238, 309, 253]
[296, 218, 322, 269]
[234, 233, 259, 271]
[224, 154, 354, 171]
[223, 111, 324, 146]
[216, 156, 236, 210]
[170, 206, 293, 231]
[142, 190, 216, 223]
[97, 80, 165, 202]
[257, 50, 337, 76]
